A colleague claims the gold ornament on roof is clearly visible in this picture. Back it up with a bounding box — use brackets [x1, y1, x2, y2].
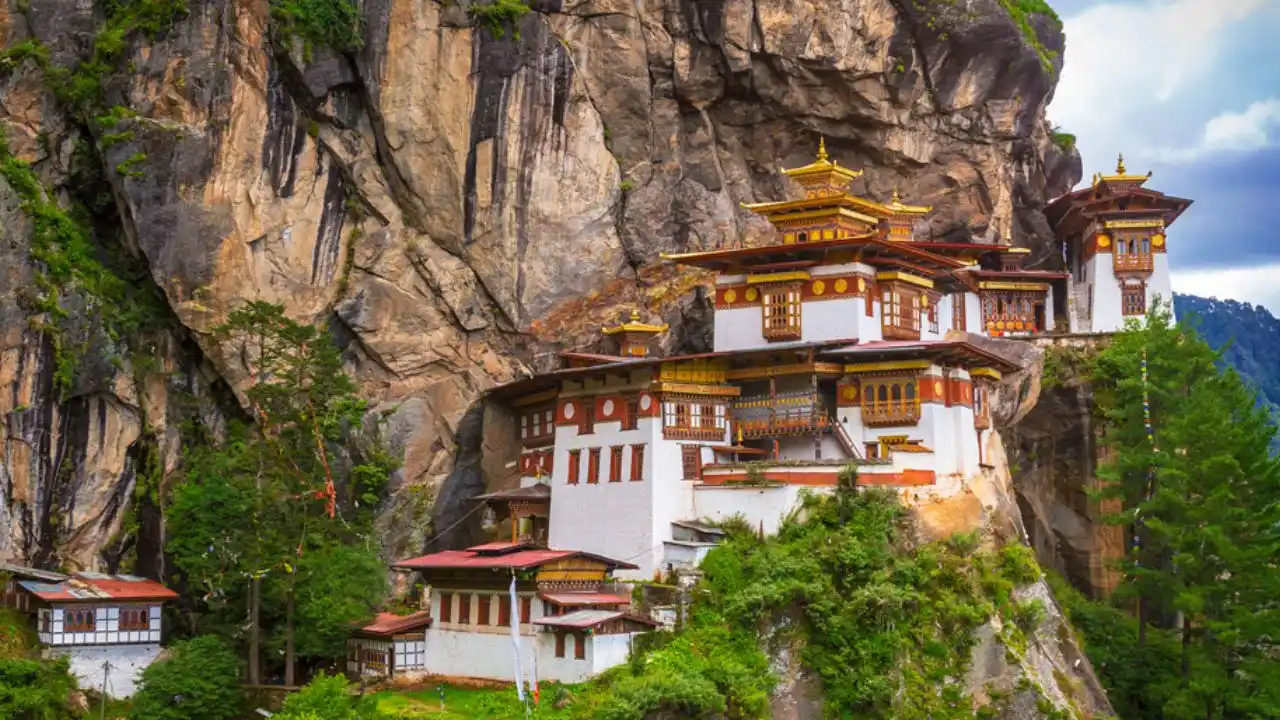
[601, 309, 668, 335]
[1100, 151, 1153, 185]
[1116, 153, 1126, 175]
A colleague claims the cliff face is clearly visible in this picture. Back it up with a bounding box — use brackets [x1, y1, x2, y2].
[0, 0, 1079, 570]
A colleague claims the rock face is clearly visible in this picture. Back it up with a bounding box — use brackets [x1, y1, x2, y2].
[0, 0, 1078, 573]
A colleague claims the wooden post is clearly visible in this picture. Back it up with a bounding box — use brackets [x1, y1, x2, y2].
[769, 376, 779, 460]
[811, 370, 821, 460]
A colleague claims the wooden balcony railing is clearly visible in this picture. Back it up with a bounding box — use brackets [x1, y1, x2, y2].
[732, 411, 833, 439]
[862, 401, 921, 427]
[1113, 254, 1153, 273]
[982, 314, 1038, 334]
[763, 324, 802, 341]
[663, 425, 725, 441]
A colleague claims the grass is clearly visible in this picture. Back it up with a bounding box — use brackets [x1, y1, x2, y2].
[995, 0, 1061, 73]
[372, 683, 583, 719]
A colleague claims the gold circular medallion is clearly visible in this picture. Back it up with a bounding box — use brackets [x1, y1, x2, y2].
[996, 321, 1006, 330]
[1096, 234, 1111, 248]
[723, 289, 737, 304]
[933, 381, 944, 396]
[834, 278, 848, 293]
[857, 277, 866, 292]
[1152, 234, 1165, 247]
[745, 287, 759, 302]
[842, 386, 857, 401]
[812, 280, 826, 296]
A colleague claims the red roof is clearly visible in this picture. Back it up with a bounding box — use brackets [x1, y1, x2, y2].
[357, 611, 433, 636]
[393, 548, 638, 572]
[539, 592, 631, 607]
[18, 573, 178, 603]
[466, 541, 533, 553]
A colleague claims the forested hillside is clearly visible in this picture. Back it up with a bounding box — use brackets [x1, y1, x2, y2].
[1174, 294, 1280, 421]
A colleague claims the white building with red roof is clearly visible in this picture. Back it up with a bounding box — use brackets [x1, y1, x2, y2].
[1, 565, 178, 697]
[391, 542, 654, 684]
[346, 610, 433, 678]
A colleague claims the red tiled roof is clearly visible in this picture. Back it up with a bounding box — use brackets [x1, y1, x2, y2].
[358, 611, 433, 636]
[393, 548, 638, 572]
[18, 573, 178, 603]
[539, 592, 631, 607]
[466, 541, 533, 553]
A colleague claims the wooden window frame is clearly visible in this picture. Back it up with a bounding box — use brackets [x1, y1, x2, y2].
[574, 632, 586, 660]
[579, 402, 596, 435]
[66, 608, 96, 632]
[698, 404, 717, 429]
[439, 593, 452, 623]
[498, 595, 511, 626]
[761, 282, 802, 341]
[566, 450, 581, 485]
[520, 596, 531, 624]
[520, 405, 556, 447]
[120, 607, 149, 632]
[630, 444, 645, 481]
[1121, 283, 1146, 316]
[457, 594, 471, 625]
[681, 445, 702, 481]
[860, 375, 922, 426]
[587, 448, 601, 484]
[865, 283, 875, 317]
[951, 293, 966, 331]
[621, 395, 639, 431]
[477, 595, 491, 626]
[555, 632, 566, 658]
[927, 300, 939, 334]
[881, 283, 921, 340]
[609, 446, 624, 482]
[664, 400, 724, 440]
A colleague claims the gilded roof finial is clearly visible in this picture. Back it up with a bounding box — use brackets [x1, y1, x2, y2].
[816, 136, 829, 163]
[1003, 222, 1013, 245]
[629, 309, 641, 322]
[1116, 153, 1126, 175]
[891, 187, 901, 203]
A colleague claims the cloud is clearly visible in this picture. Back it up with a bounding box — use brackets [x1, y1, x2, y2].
[1157, 99, 1280, 162]
[1050, 0, 1271, 174]
[1174, 264, 1280, 313]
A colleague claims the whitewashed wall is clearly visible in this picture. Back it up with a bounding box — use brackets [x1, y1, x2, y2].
[54, 644, 162, 698]
[692, 484, 826, 534]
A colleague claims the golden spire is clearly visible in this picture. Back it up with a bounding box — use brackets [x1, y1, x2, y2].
[1003, 222, 1013, 245]
[816, 136, 829, 163]
[601, 309, 667, 335]
[891, 187, 901, 203]
[1116, 153, 1126, 175]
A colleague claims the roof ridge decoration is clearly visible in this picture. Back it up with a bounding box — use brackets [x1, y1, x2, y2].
[887, 186, 931, 215]
[1098, 152, 1154, 185]
[779, 136, 864, 199]
[601, 309, 668, 336]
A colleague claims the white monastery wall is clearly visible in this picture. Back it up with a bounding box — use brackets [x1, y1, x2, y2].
[692, 484, 823, 534]
[1086, 255, 1123, 333]
[54, 644, 162, 698]
[1150, 254, 1174, 322]
[802, 298, 864, 343]
[964, 292, 983, 334]
[549, 416, 659, 580]
[642, 431, 707, 579]
[41, 605, 162, 646]
[713, 307, 764, 352]
[592, 633, 638, 676]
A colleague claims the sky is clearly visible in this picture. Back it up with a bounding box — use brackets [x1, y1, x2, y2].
[1046, 0, 1280, 311]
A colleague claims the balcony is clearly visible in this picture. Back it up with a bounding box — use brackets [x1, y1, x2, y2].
[861, 401, 921, 427]
[664, 425, 726, 441]
[1113, 253, 1153, 273]
[731, 392, 833, 438]
[762, 324, 802, 342]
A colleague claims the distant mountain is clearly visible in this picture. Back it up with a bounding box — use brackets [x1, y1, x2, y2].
[1174, 293, 1280, 425]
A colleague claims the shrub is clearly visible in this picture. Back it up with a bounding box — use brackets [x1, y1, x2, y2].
[999, 543, 1042, 584]
[130, 636, 243, 720]
[277, 673, 382, 720]
[0, 657, 77, 719]
[469, 0, 530, 40]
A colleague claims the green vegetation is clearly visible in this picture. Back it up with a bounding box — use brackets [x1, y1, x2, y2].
[995, 0, 1061, 73]
[1049, 125, 1076, 153]
[270, 0, 364, 56]
[277, 673, 382, 719]
[469, 0, 531, 40]
[1085, 299, 1280, 717]
[129, 636, 243, 720]
[167, 302, 395, 685]
[0, 657, 79, 719]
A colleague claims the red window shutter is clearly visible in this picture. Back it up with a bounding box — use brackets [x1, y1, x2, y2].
[458, 593, 471, 624]
[574, 633, 586, 659]
[609, 447, 623, 482]
[498, 595, 511, 626]
[478, 595, 491, 626]
[630, 444, 645, 481]
[587, 448, 601, 484]
[567, 450, 580, 485]
[520, 596, 531, 624]
[555, 632, 566, 658]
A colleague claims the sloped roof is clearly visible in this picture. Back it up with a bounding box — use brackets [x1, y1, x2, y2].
[357, 611, 433, 637]
[539, 592, 631, 607]
[533, 609, 659, 630]
[18, 572, 178, 603]
[393, 546, 638, 572]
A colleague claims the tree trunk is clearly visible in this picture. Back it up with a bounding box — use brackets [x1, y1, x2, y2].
[285, 590, 296, 686]
[248, 575, 261, 685]
[1181, 614, 1192, 679]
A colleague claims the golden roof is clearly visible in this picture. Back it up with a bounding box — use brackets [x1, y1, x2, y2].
[887, 188, 931, 215]
[1098, 153, 1152, 185]
[780, 137, 864, 195]
[601, 310, 668, 335]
